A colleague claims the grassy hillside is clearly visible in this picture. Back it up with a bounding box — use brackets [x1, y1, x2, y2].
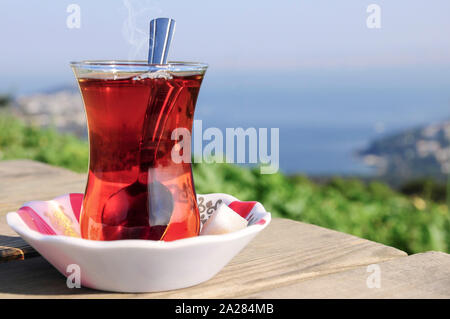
[0, 112, 88, 172]
[1, 112, 449, 254]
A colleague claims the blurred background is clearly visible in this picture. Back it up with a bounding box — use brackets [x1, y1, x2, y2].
[0, 0, 449, 253]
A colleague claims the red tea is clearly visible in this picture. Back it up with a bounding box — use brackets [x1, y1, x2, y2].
[77, 72, 203, 241]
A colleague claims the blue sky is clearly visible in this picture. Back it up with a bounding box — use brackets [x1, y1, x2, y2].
[0, 0, 449, 92]
[1, 0, 449, 174]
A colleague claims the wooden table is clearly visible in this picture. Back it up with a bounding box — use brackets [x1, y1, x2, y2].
[0, 160, 449, 298]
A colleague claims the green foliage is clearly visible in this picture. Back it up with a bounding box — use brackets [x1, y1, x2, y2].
[193, 165, 450, 254]
[0, 112, 88, 172]
[400, 178, 447, 202]
[1, 112, 449, 254]
[0, 95, 11, 108]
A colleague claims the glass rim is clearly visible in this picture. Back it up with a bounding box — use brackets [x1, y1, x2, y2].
[70, 60, 208, 72]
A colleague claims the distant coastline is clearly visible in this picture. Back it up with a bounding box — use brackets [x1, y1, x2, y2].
[358, 121, 450, 185]
[6, 80, 450, 181]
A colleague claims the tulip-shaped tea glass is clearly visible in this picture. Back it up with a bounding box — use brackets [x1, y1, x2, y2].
[71, 61, 207, 241]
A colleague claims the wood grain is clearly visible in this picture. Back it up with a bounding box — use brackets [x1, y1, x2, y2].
[0, 236, 39, 263]
[246, 251, 450, 299]
[0, 160, 86, 237]
[8, 159, 449, 299]
[0, 217, 407, 298]
[0, 160, 86, 261]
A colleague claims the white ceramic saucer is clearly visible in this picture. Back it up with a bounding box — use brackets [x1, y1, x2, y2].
[6, 193, 271, 293]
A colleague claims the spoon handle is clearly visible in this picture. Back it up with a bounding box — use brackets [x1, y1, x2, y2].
[148, 18, 176, 64]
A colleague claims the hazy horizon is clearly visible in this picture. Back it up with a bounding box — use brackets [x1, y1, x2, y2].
[1, 0, 449, 174]
[1, 0, 450, 92]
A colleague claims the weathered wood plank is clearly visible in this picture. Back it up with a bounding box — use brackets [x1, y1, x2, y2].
[0, 160, 410, 297]
[245, 251, 450, 299]
[0, 160, 86, 238]
[0, 217, 406, 298]
[0, 236, 38, 263]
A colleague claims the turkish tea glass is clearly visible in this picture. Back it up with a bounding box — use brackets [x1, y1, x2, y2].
[71, 61, 207, 241]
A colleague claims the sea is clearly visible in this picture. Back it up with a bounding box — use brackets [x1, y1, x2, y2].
[3, 66, 450, 176]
